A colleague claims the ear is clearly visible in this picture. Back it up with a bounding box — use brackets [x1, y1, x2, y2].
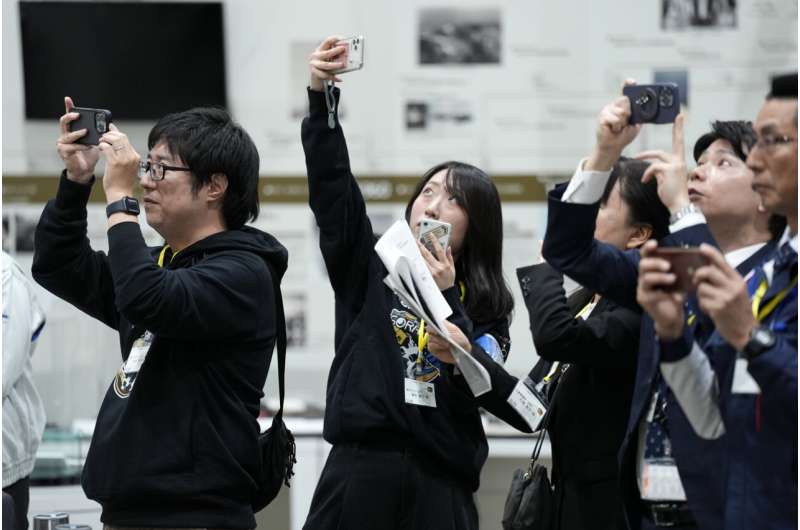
[625, 224, 653, 249]
[206, 173, 228, 204]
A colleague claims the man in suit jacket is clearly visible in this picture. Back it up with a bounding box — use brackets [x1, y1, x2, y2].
[638, 72, 797, 530]
[542, 87, 778, 530]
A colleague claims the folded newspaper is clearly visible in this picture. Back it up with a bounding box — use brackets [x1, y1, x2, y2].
[374, 220, 492, 397]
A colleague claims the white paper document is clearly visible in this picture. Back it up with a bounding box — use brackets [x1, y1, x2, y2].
[375, 221, 492, 396]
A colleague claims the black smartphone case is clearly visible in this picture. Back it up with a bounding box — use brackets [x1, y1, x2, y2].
[623, 84, 680, 125]
[69, 107, 113, 145]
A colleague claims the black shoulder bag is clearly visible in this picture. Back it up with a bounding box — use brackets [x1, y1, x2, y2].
[252, 266, 297, 512]
[501, 367, 568, 530]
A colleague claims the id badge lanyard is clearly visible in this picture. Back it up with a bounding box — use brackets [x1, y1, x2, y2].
[750, 276, 798, 323]
[742, 273, 797, 431]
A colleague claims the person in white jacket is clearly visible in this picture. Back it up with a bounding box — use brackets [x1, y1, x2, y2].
[2, 251, 46, 530]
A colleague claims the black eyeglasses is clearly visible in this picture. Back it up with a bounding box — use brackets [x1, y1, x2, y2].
[138, 160, 192, 181]
[751, 134, 796, 152]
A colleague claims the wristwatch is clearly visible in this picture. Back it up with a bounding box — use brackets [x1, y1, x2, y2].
[669, 203, 699, 225]
[106, 196, 140, 218]
[742, 325, 776, 360]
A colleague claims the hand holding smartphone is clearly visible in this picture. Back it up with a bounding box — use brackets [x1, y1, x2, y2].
[419, 218, 451, 257]
[330, 36, 365, 75]
[651, 247, 709, 292]
[68, 107, 113, 146]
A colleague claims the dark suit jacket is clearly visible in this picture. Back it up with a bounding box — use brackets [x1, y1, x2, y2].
[541, 184, 777, 530]
[518, 263, 640, 530]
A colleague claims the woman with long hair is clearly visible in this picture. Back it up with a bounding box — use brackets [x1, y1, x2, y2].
[430, 156, 670, 530]
[300, 36, 514, 530]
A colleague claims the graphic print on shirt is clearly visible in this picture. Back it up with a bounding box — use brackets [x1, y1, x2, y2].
[390, 305, 442, 383]
[112, 330, 154, 399]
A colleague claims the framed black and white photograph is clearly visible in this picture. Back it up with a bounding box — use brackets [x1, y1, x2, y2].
[419, 8, 502, 65]
[661, 0, 737, 30]
[404, 97, 475, 134]
[654, 69, 690, 107]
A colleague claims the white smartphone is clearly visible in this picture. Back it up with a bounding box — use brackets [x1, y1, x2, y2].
[419, 218, 451, 255]
[331, 35, 365, 74]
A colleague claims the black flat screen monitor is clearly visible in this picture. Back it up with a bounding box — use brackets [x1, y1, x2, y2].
[20, 1, 227, 120]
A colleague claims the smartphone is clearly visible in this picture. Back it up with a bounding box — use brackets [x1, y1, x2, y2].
[69, 107, 113, 146]
[651, 247, 709, 292]
[419, 218, 451, 255]
[331, 36, 365, 75]
[623, 83, 680, 124]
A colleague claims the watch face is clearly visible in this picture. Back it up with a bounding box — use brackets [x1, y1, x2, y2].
[123, 197, 140, 214]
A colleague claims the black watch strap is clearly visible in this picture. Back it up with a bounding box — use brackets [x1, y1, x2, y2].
[743, 325, 776, 360]
[106, 196, 140, 218]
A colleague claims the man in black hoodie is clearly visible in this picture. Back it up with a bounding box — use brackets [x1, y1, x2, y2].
[32, 97, 287, 529]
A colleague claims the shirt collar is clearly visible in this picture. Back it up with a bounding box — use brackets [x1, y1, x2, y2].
[778, 226, 798, 252]
[725, 242, 767, 269]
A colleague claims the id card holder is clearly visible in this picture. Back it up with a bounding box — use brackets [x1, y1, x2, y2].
[125, 330, 153, 373]
[507, 378, 548, 431]
[640, 459, 688, 501]
[732, 357, 761, 394]
[405, 378, 437, 407]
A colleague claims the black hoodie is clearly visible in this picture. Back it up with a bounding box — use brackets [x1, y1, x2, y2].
[32, 172, 288, 529]
[302, 88, 515, 491]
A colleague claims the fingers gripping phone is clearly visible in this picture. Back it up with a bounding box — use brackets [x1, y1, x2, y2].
[651, 247, 710, 292]
[331, 36, 365, 74]
[419, 218, 451, 256]
[69, 107, 113, 145]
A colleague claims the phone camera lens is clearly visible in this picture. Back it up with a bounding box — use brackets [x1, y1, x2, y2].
[638, 87, 659, 120]
[95, 113, 107, 133]
[659, 88, 675, 108]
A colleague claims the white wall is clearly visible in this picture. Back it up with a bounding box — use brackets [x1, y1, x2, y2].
[3, 0, 797, 426]
[4, 0, 797, 176]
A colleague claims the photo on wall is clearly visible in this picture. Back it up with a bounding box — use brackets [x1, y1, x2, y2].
[661, 0, 737, 29]
[404, 96, 476, 135]
[654, 69, 689, 107]
[418, 7, 502, 65]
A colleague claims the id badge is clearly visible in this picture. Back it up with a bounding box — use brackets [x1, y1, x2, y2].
[125, 331, 153, 373]
[507, 379, 547, 431]
[641, 459, 687, 501]
[405, 378, 437, 407]
[732, 358, 761, 394]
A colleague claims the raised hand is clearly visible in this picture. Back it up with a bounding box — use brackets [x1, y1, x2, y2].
[636, 240, 686, 340]
[586, 79, 642, 171]
[309, 36, 346, 91]
[634, 113, 691, 215]
[57, 96, 100, 184]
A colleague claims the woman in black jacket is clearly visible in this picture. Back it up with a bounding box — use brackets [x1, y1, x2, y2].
[301, 36, 515, 530]
[432, 158, 670, 530]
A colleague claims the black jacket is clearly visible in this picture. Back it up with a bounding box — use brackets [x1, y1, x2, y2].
[519, 263, 639, 530]
[542, 185, 778, 530]
[32, 173, 288, 529]
[301, 87, 511, 491]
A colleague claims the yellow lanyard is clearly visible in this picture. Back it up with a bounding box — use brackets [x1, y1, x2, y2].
[751, 276, 798, 322]
[156, 245, 180, 268]
[416, 281, 467, 362]
[543, 298, 595, 383]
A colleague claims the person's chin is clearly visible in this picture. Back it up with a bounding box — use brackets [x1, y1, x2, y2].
[144, 210, 161, 228]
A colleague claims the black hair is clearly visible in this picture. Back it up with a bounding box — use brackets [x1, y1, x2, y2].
[767, 72, 797, 99]
[600, 157, 670, 242]
[768, 214, 788, 240]
[404, 161, 514, 324]
[767, 72, 798, 125]
[693, 121, 756, 163]
[148, 107, 260, 229]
